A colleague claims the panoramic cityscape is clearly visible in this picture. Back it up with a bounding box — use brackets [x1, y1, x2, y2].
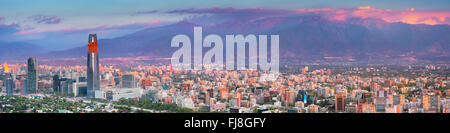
[0, 0, 449, 114]
[0, 35, 448, 113]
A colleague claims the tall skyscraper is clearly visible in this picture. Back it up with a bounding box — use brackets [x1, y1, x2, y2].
[87, 34, 100, 98]
[4, 73, 14, 95]
[335, 91, 347, 113]
[26, 57, 38, 94]
[53, 74, 61, 93]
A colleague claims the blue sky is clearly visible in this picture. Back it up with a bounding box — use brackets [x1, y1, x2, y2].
[0, 0, 449, 50]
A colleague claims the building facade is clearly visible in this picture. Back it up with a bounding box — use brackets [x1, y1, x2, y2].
[122, 74, 136, 88]
[335, 92, 347, 112]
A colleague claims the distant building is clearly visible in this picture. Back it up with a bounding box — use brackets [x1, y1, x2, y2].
[393, 95, 401, 105]
[110, 88, 145, 101]
[306, 94, 315, 106]
[345, 103, 357, 113]
[211, 103, 227, 112]
[141, 78, 152, 89]
[361, 103, 376, 113]
[122, 74, 136, 88]
[26, 57, 38, 94]
[296, 90, 306, 102]
[307, 104, 319, 113]
[53, 75, 61, 93]
[38, 81, 44, 90]
[443, 103, 450, 113]
[14, 79, 25, 94]
[106, 90, 114, 101]
[62, 79, 74, 95]
[3, 73, 14, 95]
[423, 94, 440, 113]
[73, 82, 87, 97]
[78, 77, 87, 82]
[182, 97, 195, 109]
[335, 92, 346, 112]
[375, 97, 386, 113]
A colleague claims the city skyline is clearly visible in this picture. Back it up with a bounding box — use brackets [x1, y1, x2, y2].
[0, 3, 449, 133]
[0, 55, 448, 113]
[0, 0, 448, 115]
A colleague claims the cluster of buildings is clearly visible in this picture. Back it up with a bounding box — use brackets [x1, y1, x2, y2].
[0, 58, 38, 95]
[0, 34, 145, 102]
[0, 34, 449, 113]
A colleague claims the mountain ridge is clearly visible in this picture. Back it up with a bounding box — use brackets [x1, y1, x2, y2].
[24, 14, 450, 64]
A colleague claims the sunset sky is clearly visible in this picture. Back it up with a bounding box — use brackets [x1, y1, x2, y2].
[1, 0, 449, 50]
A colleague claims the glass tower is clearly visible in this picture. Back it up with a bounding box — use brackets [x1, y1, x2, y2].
[87, 34, 100, 98]
[4, 73, 14, 95]
[27, 57, 38, 94]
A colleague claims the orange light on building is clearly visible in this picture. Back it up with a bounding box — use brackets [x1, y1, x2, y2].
[220, 88, 229, 100]
[88, 39, 98, 53]
[236, 92, 241, 107]
[411, 97, 417, 102]
[3, 62, 11, 72]
[141, 78, 152, 89]
[248, 78, 256, 84]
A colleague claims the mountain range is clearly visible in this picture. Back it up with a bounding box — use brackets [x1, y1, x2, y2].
[0, 41, 47, 61]
[1, 14, 449, 64]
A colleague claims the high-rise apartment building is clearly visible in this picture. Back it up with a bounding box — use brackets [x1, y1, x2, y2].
[335, 91, 347, 112]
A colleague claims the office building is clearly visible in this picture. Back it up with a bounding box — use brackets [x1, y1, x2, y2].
[26, 57, 38, 94]
[122, 74, 136, 88]
[4, 73, 14, 95]
[53, 75, 61, 93]
[87, 34, 100, 98]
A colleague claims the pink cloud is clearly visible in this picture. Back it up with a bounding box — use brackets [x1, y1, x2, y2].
[148, 20, 161, 24]
[13, 7, 450, 36]
[17, 30, 40, 35]
[16, 20, 166, 35]
[295, 6, 450, 25]
[28, 15, 61, 24]
[164, 7, 450, 25]
[96, 29, 118, 34]
[295, 8, 332, 12]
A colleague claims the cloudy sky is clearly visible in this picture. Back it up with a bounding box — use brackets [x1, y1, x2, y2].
[0, 0, 449, 50]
